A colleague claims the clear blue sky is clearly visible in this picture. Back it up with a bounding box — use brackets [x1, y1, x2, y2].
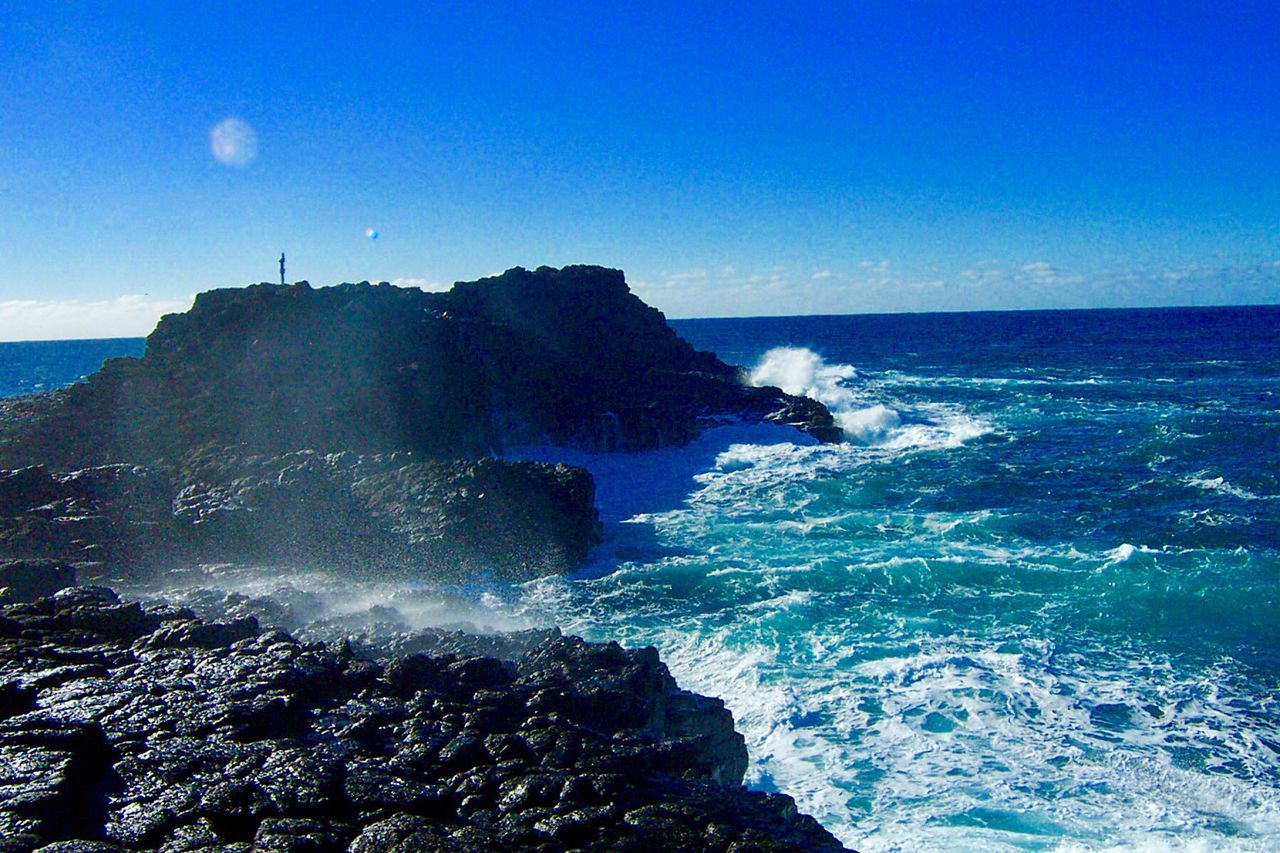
[2, 1, 1278, 338]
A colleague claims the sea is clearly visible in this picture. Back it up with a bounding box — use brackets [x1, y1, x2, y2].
[3, 304, 1278, 852]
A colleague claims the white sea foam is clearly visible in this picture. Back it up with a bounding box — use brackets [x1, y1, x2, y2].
[1104, 543, 1144, 565]
[501, 412, 1280, 851]
[748, 346, 859, 410]
[1185, 473, 1265, 501]
[503, 344, 1279, 851]
[747, 347, 994, 450]
[837, 404, 901, 443]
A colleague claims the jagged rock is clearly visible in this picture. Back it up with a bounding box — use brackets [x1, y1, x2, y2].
[0, 451, 600, 582]
[0, 587, 848, 851]
[0, 560, 76, 604]
[0, 266, 837, 468]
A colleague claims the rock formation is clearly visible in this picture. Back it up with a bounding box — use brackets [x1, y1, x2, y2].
[0, 265, 839, 470]
[0, 585, 846, 851]
[0, 453, 599, 582]
[0, 266, 851, 850]
[0, 266, 838, 581]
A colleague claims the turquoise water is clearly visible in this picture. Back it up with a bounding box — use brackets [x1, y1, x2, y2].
[509, 306, 1280, 850]
[7, 307, 1279, 849]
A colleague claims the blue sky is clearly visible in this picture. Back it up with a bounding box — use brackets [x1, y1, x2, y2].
[2, 2, 1278, 339]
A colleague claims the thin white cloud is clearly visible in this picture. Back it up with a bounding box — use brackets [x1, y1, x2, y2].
[0, 294, 194, 342]
[663, 269, 708, 285]
[811, 270, 833, 280]
[638, 257, 1280, 318]
[390, 277, 449, 292]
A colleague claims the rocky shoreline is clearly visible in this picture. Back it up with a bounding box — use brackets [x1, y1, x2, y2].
[0, 574, 844, 851]
[0, 266, 837, 583]
[0, 267, 850, 850]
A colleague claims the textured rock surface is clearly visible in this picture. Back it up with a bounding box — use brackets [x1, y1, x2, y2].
[0, 587, 847, 851]
[0, 266, 838, 470]
[0, 451, 599, 582]
[0, 560, 76, 604]
[0, 266, 837, 580]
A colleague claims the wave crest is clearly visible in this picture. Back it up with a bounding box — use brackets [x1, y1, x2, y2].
[748, 346, 991, 449]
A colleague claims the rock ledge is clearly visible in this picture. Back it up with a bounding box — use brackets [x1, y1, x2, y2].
[0, 585, 847, 852]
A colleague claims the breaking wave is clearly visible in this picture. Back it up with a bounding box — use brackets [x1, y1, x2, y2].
[748, 346, 992, 450]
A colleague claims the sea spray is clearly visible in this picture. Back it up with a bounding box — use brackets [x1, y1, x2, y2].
[747, 346, 991, 448]
[748, 346, 860, 410]
[748, 346, 902, 444]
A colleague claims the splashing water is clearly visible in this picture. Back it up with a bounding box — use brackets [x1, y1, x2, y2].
[507, 309, 1280, 851]
[14, 307, 1280, 851]
[749, 345, 993, 449]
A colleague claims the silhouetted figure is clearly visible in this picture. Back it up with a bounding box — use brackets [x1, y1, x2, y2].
[279, 253, 286, 285]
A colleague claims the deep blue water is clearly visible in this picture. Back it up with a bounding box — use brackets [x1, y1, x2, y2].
[513, 305, 1280, 850]
[7, 306, 1280, 850]
[0, 337, 144, 398]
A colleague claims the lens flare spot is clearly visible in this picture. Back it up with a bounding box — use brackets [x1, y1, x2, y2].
[365, 228, 379, 239]
[210, 118, 258, 167]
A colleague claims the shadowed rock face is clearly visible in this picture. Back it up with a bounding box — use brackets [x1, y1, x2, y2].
[0, 452, 601, 582]
[0, 266, 836, 581]
[0, 587, 848, 852]
[0, 265, 839, 470]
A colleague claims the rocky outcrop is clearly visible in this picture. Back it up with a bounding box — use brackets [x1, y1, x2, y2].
[0, 266, 839, 471]
[0, 267, 852, 849]
[0, 266, 837, 580]
[0, 560, 76, 604]
[0, 586, 846, 851]
[0, 451, 600, 582]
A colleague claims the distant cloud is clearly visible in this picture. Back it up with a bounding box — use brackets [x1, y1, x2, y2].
[634, 257, 1280, 319]
[1018, 261, 1082, 287]
[390, 277, 449, 292]
[0, 294, 194, 342]
[663, 269, 708, 285]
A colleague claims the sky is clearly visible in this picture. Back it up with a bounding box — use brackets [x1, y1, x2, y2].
[2, 1, 1278, 340]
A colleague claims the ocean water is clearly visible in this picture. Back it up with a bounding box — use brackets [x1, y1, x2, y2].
[0, 337, 145, 398]
[6, 306, 1279, 850]
[509, 305, 1280, 851]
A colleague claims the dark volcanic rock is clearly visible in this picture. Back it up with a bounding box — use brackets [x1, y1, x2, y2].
[0, 450, 600, 582]
[0, 266, 838, 469]
[0, 560, 76, 604]
[0, 587, 848, 852]
[0, 266, 836, 579]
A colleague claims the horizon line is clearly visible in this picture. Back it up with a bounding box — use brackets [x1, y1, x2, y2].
[2, 299, 1278, 346]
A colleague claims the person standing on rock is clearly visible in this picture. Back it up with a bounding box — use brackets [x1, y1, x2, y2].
[279, 253, 286, 285]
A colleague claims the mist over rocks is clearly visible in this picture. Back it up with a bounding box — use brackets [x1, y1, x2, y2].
[0, 266, 851, 849]
[0, 265, 838, 469]
[0, 585, 847, 851]
[0, 452, 599, 583]
[0, 265, 836, 581]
